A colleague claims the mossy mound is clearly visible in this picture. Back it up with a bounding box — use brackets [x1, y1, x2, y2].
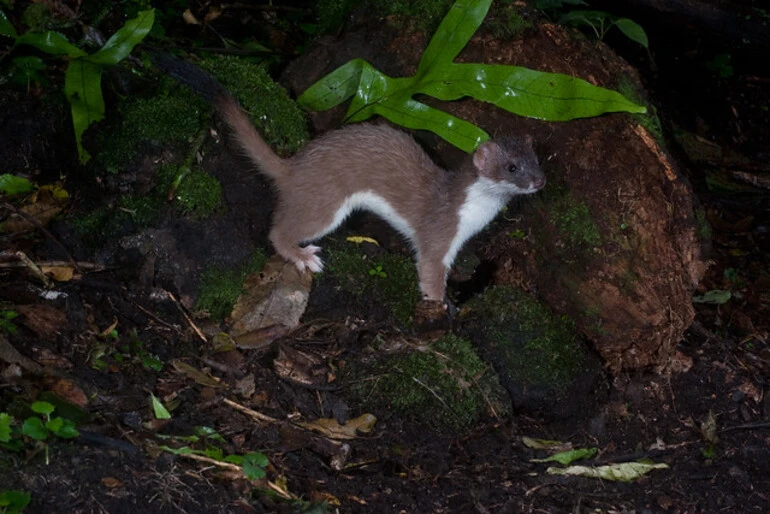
[349, 334, 509, 432]
[458, 286, 602, 418]
[320, 244, 420, 326]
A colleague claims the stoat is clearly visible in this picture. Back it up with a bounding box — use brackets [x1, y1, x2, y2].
[155, 54, 545, 301]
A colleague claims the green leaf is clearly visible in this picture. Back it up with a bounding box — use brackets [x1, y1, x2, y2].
[546, 461, 669, 482]
[299, 0, 646, 152]
[532, 447, 598, 465]
[297, 58, 368, 111]
[30, 401, 55, 416]
[64, 59, 105, 163]
[242, 452, 268, 480]
[692, 289, 731, 305]
[151, 394, 171, 419]
[0, 9, 18, 38]
[614, 18, 648, 48]
[416, 0, 492, 77]
[423, 63, 646, 120]
[45, 417, 63, 433]
[16, 31, 86, 58]
[0, 490, 31, 513]
[0, 412, 12, 443]
[88, 9, 155, 65]
[0, 174, 35, 195]
[21, 417, 48, 440]
[53, 419, 79, 439]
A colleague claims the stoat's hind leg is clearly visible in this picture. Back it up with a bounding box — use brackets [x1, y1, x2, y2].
[270, 228, 323, 273]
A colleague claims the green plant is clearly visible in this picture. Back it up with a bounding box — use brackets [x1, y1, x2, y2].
[161, 445, 269, 480]
[0, 8, 155, 163]
[368, 265, 387, 278]
[0, 490, 31, 514]
[299, 0, 645, 153]
[0, 401, 79, 465]
[559, 10, 648, 47]
[0, 310, 19, 334]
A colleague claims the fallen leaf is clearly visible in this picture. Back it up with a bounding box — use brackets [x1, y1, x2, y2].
[346, 236, 379, 246]
[51, 379, 88, 408]
[546, 462, 669, 481]
[230, 256, 312, 338]
[295, 413, 377, 440]
[171, 359, 226, 388]
[532, 447, 598, 465]
[522, 436, 572, 452]
[40, 265, 75, 282]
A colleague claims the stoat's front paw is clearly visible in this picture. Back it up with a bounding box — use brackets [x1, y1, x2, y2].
[295, 245, 323, 273]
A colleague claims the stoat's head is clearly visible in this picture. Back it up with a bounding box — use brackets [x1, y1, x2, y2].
[472, 136, 545, 194]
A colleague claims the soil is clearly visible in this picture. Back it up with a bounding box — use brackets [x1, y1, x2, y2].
[1, 2, 769, 513]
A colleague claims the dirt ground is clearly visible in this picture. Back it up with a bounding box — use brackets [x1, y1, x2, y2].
[2, 2, 770, 513]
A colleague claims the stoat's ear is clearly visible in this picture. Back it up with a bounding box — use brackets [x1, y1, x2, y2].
[472, 141, 500, 172]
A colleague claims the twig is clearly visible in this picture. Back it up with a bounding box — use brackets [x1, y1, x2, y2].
[223, 397, 279, 425]
[165, 290, 207, 343]
[14, 251, 53, 288]
[2, 201, 81, 273]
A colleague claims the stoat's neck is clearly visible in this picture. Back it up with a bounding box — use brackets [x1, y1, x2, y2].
[442, 177, 514, 269]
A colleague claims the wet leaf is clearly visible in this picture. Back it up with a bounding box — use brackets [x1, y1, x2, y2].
[65, 59, 104, 163]
[87, 10, 154, 65]
[299, 0, 644, 152]
[16, 31, 86, 58]
[547, 461, 669, 481]
[615, 18, 648, 48]
[0, 9, 18, 37]
[0, 490, 31, 513]
[242, 452, 269, 480]
[532, 447, 597, 465]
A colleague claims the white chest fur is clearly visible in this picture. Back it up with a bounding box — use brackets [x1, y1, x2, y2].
[442, 178, 510, 269]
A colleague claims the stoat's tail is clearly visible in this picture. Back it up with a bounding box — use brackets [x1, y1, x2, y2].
[152, 52, 288, 181]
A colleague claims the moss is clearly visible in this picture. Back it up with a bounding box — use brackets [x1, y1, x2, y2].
[488, 2, 533, 39]
[549, 192, 601, 250]
[462, 286, 585, 389]
[350, 334, 509, 432]
[94, 80, 206, 173]
[616, 77, 664, 143]
[195, 250, 267, 320]
[695, 208, 711, 242]
[172, 170, 223, 218]
[315, 0, 453, 33]
[22, 3, 53, 31]
[198, 56, 308, 155]
[322, 244, 420, 326]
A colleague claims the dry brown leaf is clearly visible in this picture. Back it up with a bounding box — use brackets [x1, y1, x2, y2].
[51, 378, 88, 408]
[230, 255, 312, 338]
[40, 265, 76, 282]
[295, 413, 377, 440]
[171, 359, 226, 388]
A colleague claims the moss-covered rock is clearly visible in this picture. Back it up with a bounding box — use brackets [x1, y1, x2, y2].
[349, 334, 509, 432]
[458, 286, 602, 418]
[321, 244, 420, 326]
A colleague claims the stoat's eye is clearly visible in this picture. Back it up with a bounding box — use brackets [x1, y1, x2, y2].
[507, 164, 518, 174]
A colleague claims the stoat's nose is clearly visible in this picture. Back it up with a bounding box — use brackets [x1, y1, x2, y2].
[532, 176, 546, 190]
